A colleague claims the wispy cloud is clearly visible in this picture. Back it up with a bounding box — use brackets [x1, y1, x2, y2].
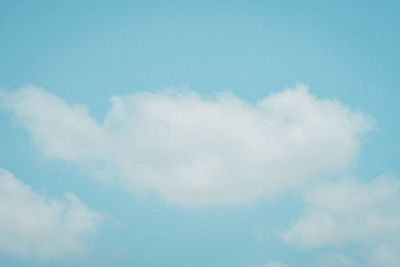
[0, 169, 104, 261]
[0, 84, 372, 207]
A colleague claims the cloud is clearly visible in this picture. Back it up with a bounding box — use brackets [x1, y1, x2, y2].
[0, 84, 372, 206]
[281, 176, 400, 267]
[0, 169, 104, 261]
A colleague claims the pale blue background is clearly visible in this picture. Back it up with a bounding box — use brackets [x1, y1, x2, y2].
[0, 1, 399, 266]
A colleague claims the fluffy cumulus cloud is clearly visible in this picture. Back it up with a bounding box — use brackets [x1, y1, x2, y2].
[0, 169, 103, 261]
[281, 176, 400, 267]
[0, 84, 372, 206]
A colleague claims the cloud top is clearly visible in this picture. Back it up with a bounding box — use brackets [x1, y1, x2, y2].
[0, 84, 372, 206]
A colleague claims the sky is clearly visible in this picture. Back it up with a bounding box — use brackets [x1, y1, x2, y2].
[0, 1, 399, 266]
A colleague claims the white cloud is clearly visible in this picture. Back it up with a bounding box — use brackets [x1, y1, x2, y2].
[0, 84, 372, 206]
[0, 169, 104, 261]
[282, 176, 400, 267]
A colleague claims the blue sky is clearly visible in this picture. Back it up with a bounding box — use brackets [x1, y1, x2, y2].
[0, 1, 399, 266]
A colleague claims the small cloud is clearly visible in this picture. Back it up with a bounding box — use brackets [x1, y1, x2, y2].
[0, 169, 104, 261]
[281, 176, 400, 267]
